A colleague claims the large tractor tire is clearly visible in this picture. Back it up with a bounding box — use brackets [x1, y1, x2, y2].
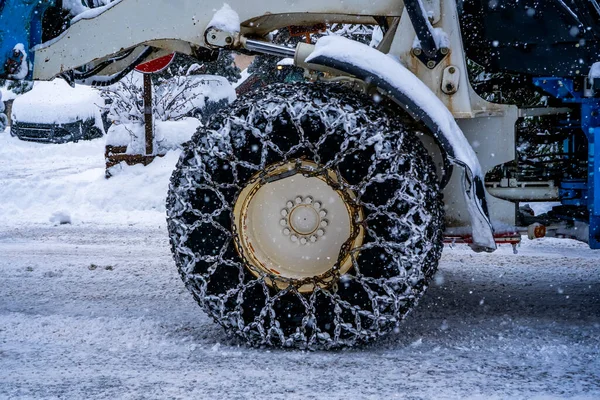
[167, 83, 444, 349]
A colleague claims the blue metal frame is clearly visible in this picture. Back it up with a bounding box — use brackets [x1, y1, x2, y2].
[533, 77, 600, 249]
[0, 0, 54, 80]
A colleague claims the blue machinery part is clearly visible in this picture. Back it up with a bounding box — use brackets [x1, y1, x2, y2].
[533, 77, 600, 249]
[0, 0, 54, 80]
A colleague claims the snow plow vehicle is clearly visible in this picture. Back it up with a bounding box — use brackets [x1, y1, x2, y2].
[1, 0, 599, 348]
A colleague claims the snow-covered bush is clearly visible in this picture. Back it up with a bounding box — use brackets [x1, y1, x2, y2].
[102, 71, 235, 155]
[0, 78, 32, 96]
[101, 72, 235, 125]
[154, 74, 235, 122]
[105, 119, 202, 155]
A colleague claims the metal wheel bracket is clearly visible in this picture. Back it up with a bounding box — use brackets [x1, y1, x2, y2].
[204, 27, 238, 49]
[404, 0, 449, 69]
[411, 46, 450, 70]
[298, 36, 496, 251]
[441, 65, 460, 95]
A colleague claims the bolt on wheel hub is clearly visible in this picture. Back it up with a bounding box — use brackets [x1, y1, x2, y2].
[233, 160, 364, 292]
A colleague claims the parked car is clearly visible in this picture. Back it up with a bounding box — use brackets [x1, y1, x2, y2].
[10, 79, 106, 143]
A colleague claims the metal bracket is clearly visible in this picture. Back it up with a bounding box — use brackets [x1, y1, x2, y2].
[204, 27, 237, 49]
[404, 0, 448, 69]
[411, 47, 449, 69]
[441, 65, 459, 95]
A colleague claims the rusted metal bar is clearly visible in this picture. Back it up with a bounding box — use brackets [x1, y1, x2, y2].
[143, 73, 153, 155]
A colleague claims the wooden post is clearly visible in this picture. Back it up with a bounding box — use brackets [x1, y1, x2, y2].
[143, 73, 153, 155]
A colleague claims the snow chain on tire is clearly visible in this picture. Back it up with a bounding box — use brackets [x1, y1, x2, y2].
[167, 83, 444, 349]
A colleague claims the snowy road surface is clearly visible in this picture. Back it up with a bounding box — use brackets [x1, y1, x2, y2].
[1, 132, 600, 399]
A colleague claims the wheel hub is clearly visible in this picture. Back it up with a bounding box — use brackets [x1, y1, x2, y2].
[233, 161, 364, 292]
[281, 196, 327, 244]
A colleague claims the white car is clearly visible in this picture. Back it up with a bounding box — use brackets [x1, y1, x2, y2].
[11, 79, 105, 143]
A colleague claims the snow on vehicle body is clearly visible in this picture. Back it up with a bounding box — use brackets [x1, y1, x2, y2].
[10, 78, 105, 143]
[1, 0, 598, 348]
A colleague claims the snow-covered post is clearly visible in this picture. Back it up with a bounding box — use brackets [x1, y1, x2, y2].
[135, 52, 176, 156]
[143, 74, 154, 155]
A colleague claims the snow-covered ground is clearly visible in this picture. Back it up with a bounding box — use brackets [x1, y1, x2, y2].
[0, 132, 178, 227]
[1, 128, 599, 399]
